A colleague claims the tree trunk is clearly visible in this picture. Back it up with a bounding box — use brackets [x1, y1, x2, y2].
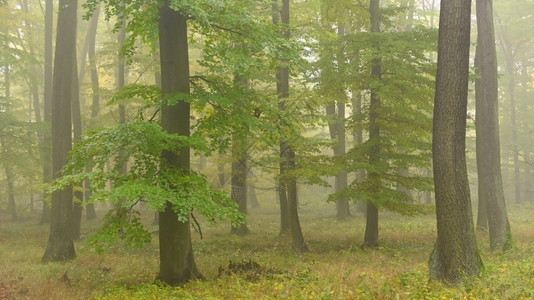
[363, 0, 381, 248]
[428, 0, 483, 284]
[230, 134, 249, 235]
[352, 92, 366, 214]
[156, 2, 202, 285]
[474, 0, 514, 251]
[42, 0, 77, 262]
[272, 0, 289, 236]
[83, 5, 100, 221]
[247, 167, 259, 208]
[286, 147, 307, 252]
[502, 39, 521, 204]
[334, 100, 350, 219]
[71, 49, 83, 240]
[40, 0, 53, 225]
[0, 133, 17, 221]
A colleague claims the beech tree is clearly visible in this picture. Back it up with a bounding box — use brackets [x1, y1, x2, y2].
[428, 0, 483, 284]
[42, 0, 78, 262]
[474, 0, 514, 251]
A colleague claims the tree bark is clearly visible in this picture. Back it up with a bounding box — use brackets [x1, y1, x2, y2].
[42, 0, 77, 262]
[363, 0, 381, 248]
[428, 0, 483, 284]
[156, 1, 202, 285]
[474, 0, 514, 251]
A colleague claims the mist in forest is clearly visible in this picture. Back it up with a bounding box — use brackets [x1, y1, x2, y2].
[0, 0, 532, 298]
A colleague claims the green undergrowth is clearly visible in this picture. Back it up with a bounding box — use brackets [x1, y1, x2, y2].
[1, 201, 534, 299]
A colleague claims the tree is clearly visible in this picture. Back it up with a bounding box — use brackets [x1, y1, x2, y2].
[428, 0, 483, 284]
[273, 0, 307, 252]
[155, 1, 202, 284]
[42, 0, 78, 262]
[40, 0, 53, 224]
[363, 0, 381, 248]
[474, 0, 514, 251]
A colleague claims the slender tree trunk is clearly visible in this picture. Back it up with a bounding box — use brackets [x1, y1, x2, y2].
[0, 133, 17, 221]
[474, 0, 514, 251]
[335, 100, 350, 219]
[428, 0, 483, 284]
[280, 0, 306, 252]
[363, 0, 381, 248]
[40, 0, 53, 225]
[71, 51, 83, 240]
[352, 92, 366, 214]
[272, 0, 289, 235]
[84, 6, 101, 221]
[156, 1, 202, 285]
[247, 176, 260, 208]
[42, 0, 78, 262]
[230, 133, 249, 235]
[502, 39, 521, 204]
[217, 152, 226, 189]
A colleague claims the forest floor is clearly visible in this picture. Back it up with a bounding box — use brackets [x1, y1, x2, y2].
[1, 196, 534, 299]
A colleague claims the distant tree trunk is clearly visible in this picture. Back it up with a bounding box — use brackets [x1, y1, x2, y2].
[42, 0, 78, 262]
[83, 5, 100, 221]
[247, 170, 260, 208]
[334, 100, 350, 219]
[363, 0, 381, 248]
[280, 0, 306, 253]
[156, 1, 203, 285]
[1, 26, 16, 221]
[352, 92, 366, 214]
[230, 133, 249, 235]
[0, 130, 17, 221]
[217, 152, 226, 189]
[71, 50, 83, 240]
[502, 38, 521, 204]
[474, 0, 514, 251]
[40, 0, 53, 225]
[428, 0, 483, 284]
[272, 0, 289, 236]
[286, 148, 307, 252]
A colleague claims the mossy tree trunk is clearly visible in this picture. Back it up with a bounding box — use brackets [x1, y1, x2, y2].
[428, 0, 483, 284]
[42, 0, 77, 262]
[156, 1, 203, 285]
[474, 0, 514, 251]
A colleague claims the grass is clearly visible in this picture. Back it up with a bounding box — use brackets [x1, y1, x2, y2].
[1, 196, 534, 299]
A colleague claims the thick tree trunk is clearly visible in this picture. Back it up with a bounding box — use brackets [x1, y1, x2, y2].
[40, 0, 53, 225]
[42, 0, 77, 262]
[156, 2, 202, 285]
[474, 0, 514, 251]
[428, 0, 483, 284]
[363, 0, 381, 248]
